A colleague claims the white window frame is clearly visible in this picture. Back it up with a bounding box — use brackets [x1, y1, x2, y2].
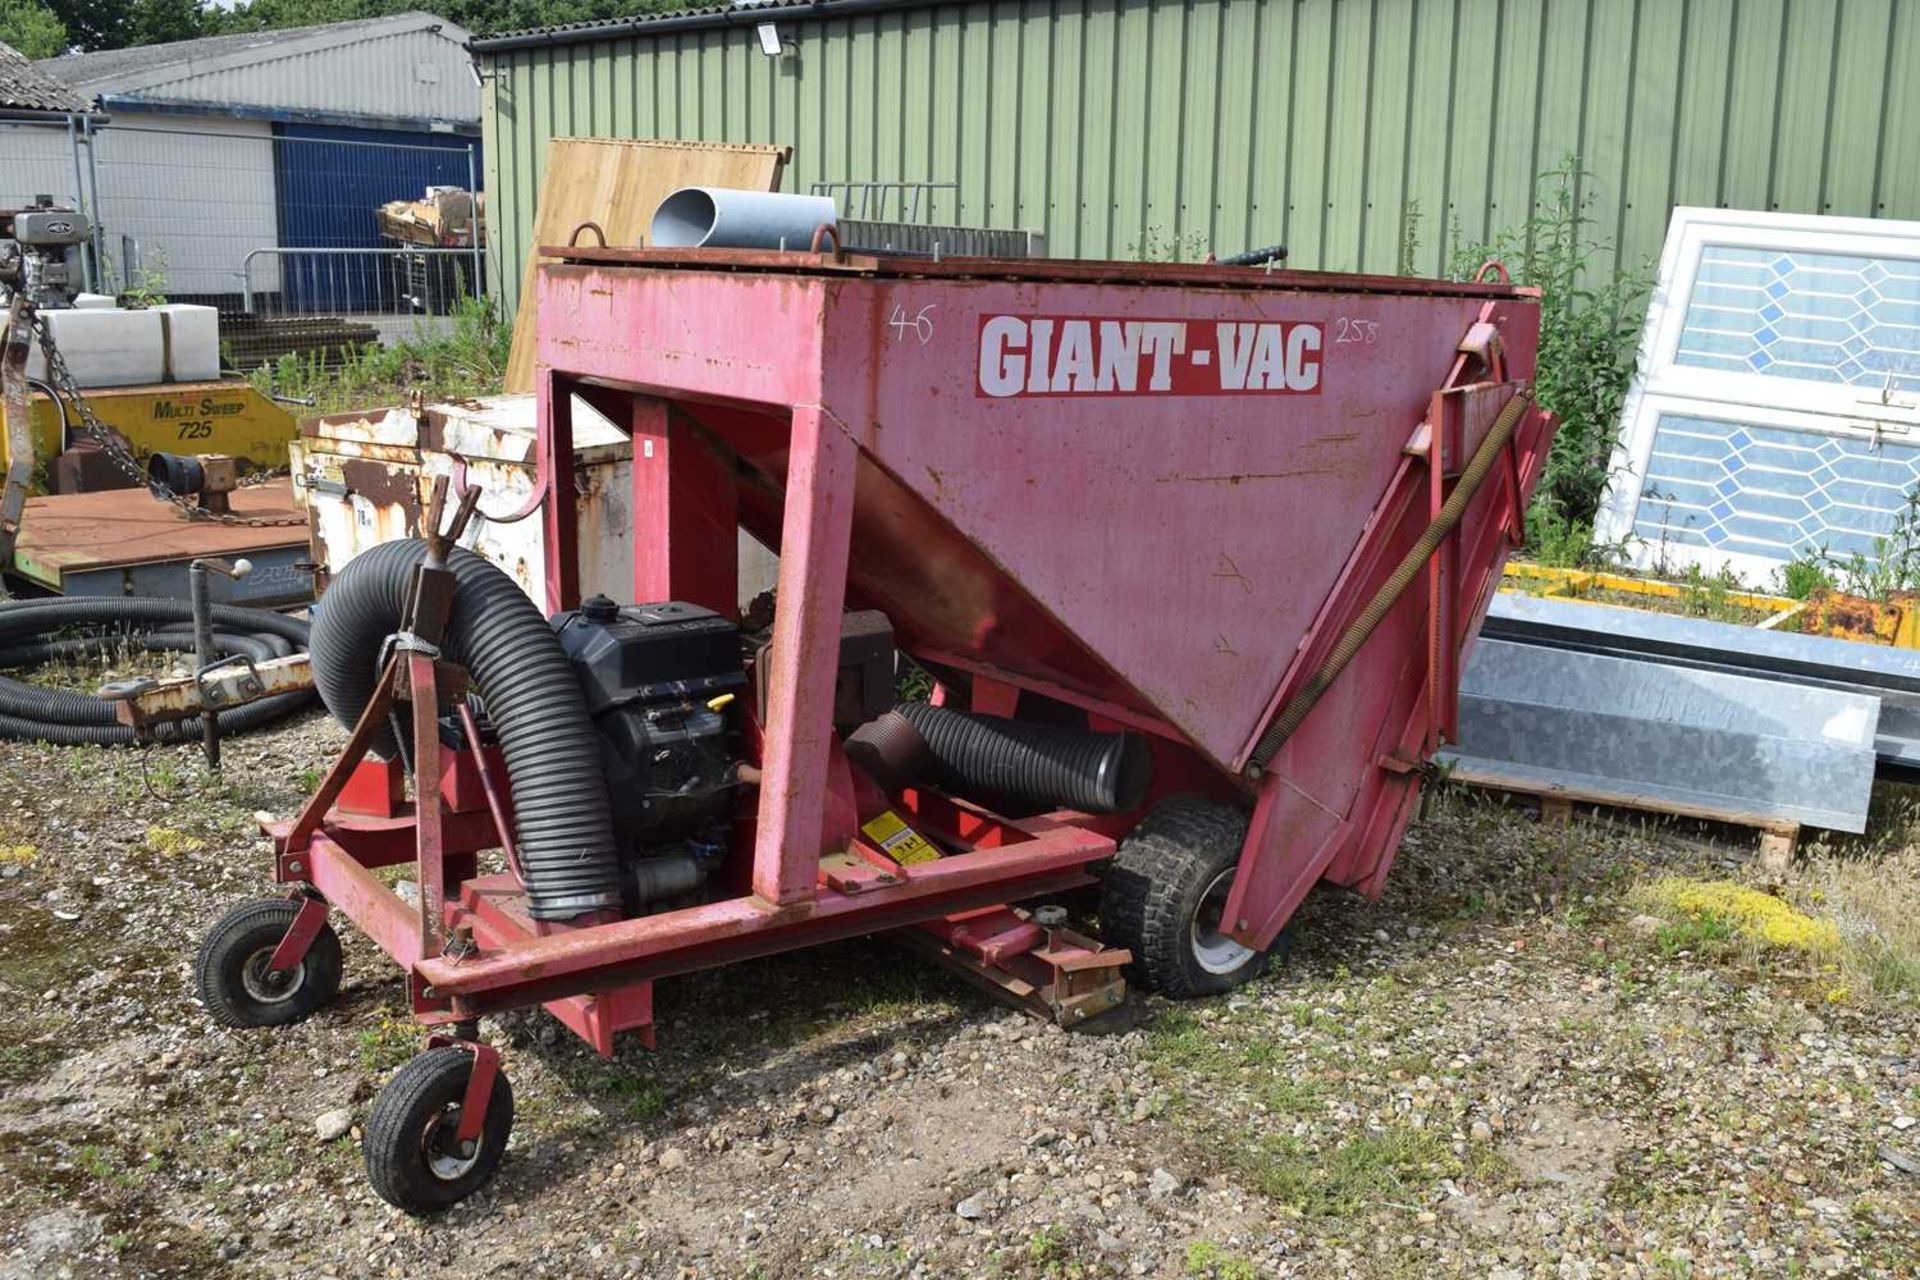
[1610, 392, 1920, 585]
[1596, 206, 1920, 574]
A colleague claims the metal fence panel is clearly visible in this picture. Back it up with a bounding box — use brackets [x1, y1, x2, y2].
[8, 117, 484, 331]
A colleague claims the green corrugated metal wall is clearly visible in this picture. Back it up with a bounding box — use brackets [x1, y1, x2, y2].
[481, 0, 1920, 319]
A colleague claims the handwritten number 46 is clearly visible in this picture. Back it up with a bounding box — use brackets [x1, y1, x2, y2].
[889, 304, 937, 344]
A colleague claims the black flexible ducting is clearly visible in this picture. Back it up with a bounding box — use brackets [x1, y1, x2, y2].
[308, 539, 621, 921]
[0, 597, 314, 746]
[886, 702, 1152, 815]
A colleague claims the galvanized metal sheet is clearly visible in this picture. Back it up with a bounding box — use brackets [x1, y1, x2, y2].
[1444, 636, 1879, 833]
[1485, 591, 1920, 769]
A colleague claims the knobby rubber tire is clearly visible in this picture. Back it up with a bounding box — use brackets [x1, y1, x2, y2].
[364, 1047, 514, 1214]
[1099, 794, 1269, 997]
[194, 898, 342, 1028]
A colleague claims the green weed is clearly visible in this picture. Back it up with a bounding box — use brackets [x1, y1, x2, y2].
[1809, 487, 1920, 601]
[1185, 1239, 1261, 1280]
[1776, 556, 1834, 600]
[1237, 1124, 1460, 1218]
[1448, 156, 1651, 564]
[246, 294, 510, 415]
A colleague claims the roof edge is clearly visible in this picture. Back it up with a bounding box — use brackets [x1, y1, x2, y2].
[470, 0, 939, 54]
[49, 11, 474, 93]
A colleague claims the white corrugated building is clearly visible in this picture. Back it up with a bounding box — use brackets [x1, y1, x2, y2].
[0, 40, 100, 211]
[10, 13, 481, 307]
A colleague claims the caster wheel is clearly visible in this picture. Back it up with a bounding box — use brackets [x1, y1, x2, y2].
[1099, 795, 1281, 997]
[365, 1047, 513, 1214]
[194, 898, 342, 1028]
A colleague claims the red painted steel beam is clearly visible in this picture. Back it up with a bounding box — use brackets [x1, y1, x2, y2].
[630, 396, 740, 617]
[750, 404, 857, 905]
[449, 865, 1096, 1016]
[418, 819, 1112, 1001]
[537, 369, 580, 615]
[307, 833, 423, 970]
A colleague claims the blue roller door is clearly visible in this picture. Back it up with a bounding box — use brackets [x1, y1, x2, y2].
[272, 123, 479, 313]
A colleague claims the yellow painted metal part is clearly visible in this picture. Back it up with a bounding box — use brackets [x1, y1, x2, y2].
[1502, 562, 1798, 615]
[1798, 589, 1920, 649]
[7, 381, 296, 489]
[1503, 563, 1920, 650]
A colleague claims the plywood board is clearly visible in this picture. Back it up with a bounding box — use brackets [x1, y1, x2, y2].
[504, 137, 791, 393]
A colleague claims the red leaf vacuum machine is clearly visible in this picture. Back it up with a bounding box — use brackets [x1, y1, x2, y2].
[194, 226, 1553, 1212]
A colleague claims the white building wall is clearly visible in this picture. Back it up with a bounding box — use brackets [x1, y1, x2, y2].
[128, 28, 478, 128]
[89, 113, 279, 297]
[0, 120, 86, 209]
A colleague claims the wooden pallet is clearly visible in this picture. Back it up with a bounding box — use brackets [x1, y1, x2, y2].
[1445, 763, 1801, 871]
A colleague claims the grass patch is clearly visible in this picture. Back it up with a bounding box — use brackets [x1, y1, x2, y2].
[1809, 845, 1920, 1001]
[1184, 1239, 1261, 1280]
[1653, 911, 1739, 958]
[142, 826, 206, 857]
[1237, 1124, 1462, 1218]
[353, 1009, 421, 1075]
[1629, 870, 1920, 1003]
[1144, 1008, 1241, 1073]
[247, 295, 509, 416]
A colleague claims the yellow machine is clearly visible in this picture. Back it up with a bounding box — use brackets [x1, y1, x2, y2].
[17, 380, 296, 487]
[5, 199, 307, 602]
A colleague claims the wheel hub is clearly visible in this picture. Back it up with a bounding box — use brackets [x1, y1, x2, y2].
[239, 946, 305, 1003]
[1190, 868, 1257, 975]
[422, 1107, 483, 1181]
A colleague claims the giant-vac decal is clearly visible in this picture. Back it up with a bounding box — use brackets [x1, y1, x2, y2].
[976, 315, 1324, 398]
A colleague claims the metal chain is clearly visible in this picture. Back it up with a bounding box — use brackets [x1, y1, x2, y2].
[29, 312, 306, 528]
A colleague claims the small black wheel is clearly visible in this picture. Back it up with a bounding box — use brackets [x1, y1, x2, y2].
[194, 898, 342, 1028]
[365, 1047, 513, 1214]
[1099, 795, 1272, 997]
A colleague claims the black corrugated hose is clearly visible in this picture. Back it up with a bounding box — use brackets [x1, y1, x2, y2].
[886, 701, 1153, 815]
[0, 596, 314, 746]
[307, 539, 622, 921]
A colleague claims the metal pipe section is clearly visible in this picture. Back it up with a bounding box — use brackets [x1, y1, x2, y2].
[466, 144, 483, 302]
[189, 559, 219, 765]
[648, 188, 838, 251]
[82, 116, 104, 293]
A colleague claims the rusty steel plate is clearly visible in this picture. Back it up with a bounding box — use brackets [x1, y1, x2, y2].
[9, 480, 307, 590]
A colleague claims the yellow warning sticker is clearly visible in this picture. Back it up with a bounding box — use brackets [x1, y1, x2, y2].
[862, 810, 941, 866]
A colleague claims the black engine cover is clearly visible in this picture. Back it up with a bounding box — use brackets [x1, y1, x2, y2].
[552, 598, 746, 850]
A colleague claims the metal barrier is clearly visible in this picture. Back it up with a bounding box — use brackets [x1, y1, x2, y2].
[809, 180, 956, 224]
[837, 220, 1046, 260]
[3, 120, 486, 318]
[241, 247, 484, 326]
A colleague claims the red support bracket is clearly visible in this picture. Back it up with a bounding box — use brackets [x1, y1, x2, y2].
[265, 892, 333, 976]
[426, 1034, 502, 1147]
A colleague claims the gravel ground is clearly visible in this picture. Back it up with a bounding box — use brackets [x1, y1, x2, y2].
[0, 711, 1915, 1279]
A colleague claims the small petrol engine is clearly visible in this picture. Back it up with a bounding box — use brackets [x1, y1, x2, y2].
[552, 595, 746, 909]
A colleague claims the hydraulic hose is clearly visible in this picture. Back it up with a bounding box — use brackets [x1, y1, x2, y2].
[308, 539, 621, 921]
[0, 597, 314, 746]
[1246, 386, 1534, 774]
[885, 702, 1152, 815]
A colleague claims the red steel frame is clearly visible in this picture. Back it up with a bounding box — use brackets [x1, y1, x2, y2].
[261, 249, 1550, 1067]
